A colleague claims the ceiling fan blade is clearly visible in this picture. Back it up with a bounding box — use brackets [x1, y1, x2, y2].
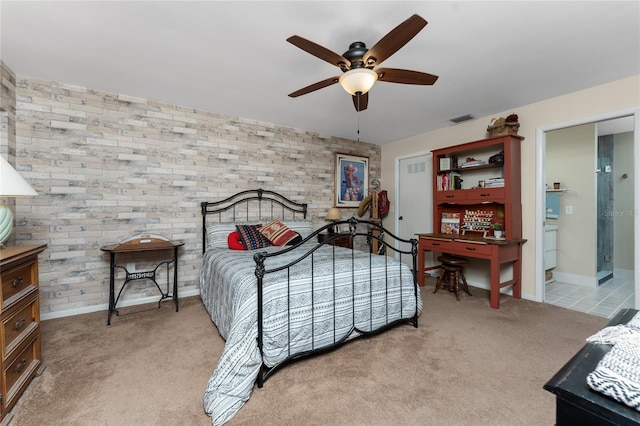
[288, 76, 340, 98]
[363, 14, 427, 67]
[287, 35, 351, 69]
[352, 92, 368, 111]
[376, 68, 439, 85]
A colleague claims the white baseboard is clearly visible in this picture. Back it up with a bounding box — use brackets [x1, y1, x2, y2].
[40, 288, 201, 321]
[425, 276, 536, 301]
[553, 271, 598, 288]
[468, 280, 539, 303]
[465, 279, 513, 296]
[615, 268, 634, 280]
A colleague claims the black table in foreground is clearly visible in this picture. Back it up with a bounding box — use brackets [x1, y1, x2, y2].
[544, 308, 640, 426]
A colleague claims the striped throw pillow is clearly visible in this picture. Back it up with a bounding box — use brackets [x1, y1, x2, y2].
[236, 224, 271, 250]
[259, 219, 299, 246]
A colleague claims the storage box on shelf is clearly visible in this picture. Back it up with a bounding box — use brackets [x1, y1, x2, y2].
[433, 134, 523, 239]
[0, 244, 47, 422]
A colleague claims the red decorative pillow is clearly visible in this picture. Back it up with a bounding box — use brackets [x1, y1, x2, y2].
[259, 219, 299, 246]
[236, 224, 272, 250]
[227, 231, 245, 250]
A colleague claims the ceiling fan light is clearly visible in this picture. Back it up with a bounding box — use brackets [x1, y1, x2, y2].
[338, 68, 378, 95]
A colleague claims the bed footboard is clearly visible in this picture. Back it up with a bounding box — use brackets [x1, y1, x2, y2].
[253, 217, 419, 388]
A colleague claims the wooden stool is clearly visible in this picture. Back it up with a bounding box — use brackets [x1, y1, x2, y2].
[433, 255, 472, 300]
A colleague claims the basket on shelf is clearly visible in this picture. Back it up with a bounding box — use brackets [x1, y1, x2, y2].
[487, 117, 520, 137]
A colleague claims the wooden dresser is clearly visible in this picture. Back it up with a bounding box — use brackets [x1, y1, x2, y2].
[317, 232, 353, 249]
[0, 244, 47, 422]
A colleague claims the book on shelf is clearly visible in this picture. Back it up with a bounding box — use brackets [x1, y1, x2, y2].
[437, 171, 462, 190]
[485, 177, 505, 187]
[449, 171, 461, 190]
[440, 212, 461, 234]
[437, 173, 450, 191]
[460, 160, 486, 168]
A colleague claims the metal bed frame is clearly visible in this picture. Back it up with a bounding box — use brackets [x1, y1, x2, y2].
[201, 189, 420, 388]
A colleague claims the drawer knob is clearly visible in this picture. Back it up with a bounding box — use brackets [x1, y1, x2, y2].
[12, 276, 24, 288]
[14, 318, 26, 331]
[15, 358, 27, 374]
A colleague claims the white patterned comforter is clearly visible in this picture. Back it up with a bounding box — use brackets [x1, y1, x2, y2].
[200, 242, 422, 425]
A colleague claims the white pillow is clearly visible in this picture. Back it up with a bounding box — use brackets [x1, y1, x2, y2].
[280, 220, 313, 238]
[206, 222, 251, 249]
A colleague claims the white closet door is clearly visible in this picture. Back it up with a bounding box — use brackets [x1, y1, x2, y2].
[397, 153, 432, 262]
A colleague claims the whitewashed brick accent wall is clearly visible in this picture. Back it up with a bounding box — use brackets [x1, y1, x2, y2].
[10, 71, 380, 317]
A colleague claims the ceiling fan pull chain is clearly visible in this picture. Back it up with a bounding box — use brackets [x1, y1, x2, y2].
[357, 94, 361, 141]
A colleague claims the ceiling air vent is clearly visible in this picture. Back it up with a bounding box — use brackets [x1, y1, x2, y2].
[449, 114, 475, 124]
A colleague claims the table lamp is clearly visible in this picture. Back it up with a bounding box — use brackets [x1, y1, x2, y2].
[0, 156, 38, 246]
[325, 207, 342, 234]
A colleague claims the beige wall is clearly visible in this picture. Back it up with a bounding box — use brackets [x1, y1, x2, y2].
[614, 131, 635, 272]
[546, 124, 597, 282]
[1, 62, 380, 318]
[382, 74, 640, 300]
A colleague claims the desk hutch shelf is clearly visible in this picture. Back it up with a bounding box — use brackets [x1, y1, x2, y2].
[432, 134, 523, 240]
[417, 134, 525, 309]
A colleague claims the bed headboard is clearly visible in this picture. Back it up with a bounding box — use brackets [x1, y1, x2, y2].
[201, 188, 308, 251]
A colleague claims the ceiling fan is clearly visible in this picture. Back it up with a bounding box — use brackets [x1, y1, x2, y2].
[287, 14, 439, 111]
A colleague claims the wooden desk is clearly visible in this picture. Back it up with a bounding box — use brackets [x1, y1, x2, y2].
[417, 233, 526, 309]
[100, 235, 184, 325]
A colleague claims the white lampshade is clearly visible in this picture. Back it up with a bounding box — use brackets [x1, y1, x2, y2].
[0, 156, 38, 197]
[325, 207, 342, 221]
[0, 156, 38, 246]
[338, 68, 378, 95]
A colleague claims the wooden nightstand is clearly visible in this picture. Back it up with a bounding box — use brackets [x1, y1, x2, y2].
[317, 232, 353, 249]
[0, 244, 47, 423]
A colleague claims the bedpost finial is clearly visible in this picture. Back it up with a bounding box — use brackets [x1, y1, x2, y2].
[410, 238, 418, 257]
[347, 217, 358, 235]
[253, 251, 266, 278]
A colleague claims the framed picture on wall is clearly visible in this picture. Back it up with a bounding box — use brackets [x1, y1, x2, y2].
[335, 152, 369, 208]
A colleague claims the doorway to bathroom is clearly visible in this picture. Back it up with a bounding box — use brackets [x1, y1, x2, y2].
[541, 115, 636, 318]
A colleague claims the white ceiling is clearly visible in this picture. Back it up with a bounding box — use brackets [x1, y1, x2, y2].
[1, 1, 639, 145]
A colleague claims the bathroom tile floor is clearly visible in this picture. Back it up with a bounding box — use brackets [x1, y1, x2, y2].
[545, 277, 635, 318]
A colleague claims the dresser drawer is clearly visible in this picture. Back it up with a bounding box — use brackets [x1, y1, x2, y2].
[2, 295, 39, 360]
[420, 238, 493, 257]
[0, 244, 46, 419]
[455, 241, 492, 257]
[420, 238, 459, 253]
[434, 190, 463, 203]
[2, 332, 40, 411]
[1, 260, 37, 310]
[435, 188, 505, 204]
[465, 187, 506, 203]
